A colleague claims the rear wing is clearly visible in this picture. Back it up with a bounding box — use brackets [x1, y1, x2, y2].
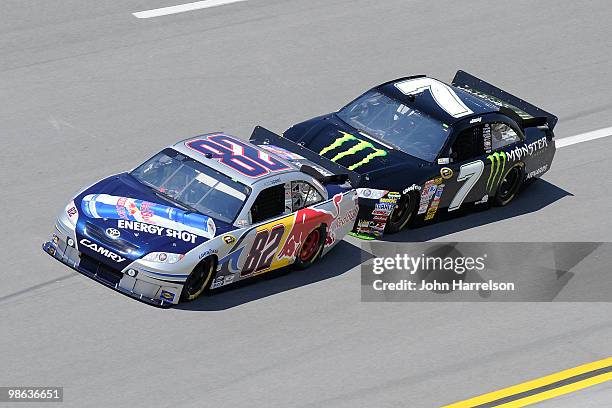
[250, 126, 360, 187]
[452, 70, 558, 130]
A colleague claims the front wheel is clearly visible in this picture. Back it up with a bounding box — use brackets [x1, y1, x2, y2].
[294, 227, 325, 270]
[180, 257, 216, 302]
[385, 194, 414, 233]
[493, 165, 523, 206]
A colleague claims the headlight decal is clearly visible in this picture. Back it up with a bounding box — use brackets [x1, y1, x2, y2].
[142, 252, 184, 264]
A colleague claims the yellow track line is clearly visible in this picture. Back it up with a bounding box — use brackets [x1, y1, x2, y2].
[443, 357, 612, 407]
[496, 372, 612, 407]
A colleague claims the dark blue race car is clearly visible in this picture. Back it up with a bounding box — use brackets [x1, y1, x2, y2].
[282, 71, 557, 238]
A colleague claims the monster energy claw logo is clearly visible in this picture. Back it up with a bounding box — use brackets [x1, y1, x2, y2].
[486, 151, 507, 192]
[319, 131, 387, 171]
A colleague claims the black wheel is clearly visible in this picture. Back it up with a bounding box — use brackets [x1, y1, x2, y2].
[180, 257, 216, 302]
[294, 226, 325, 270]
[494, 165, 523, 206]
[385, 194, 414, 233]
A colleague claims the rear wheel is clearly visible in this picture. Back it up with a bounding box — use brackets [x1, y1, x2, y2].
[494, 165, 523, 206]
[294, 227, 325, 270]
[385, 194, 414, 233]
[180, 257, 216, 302]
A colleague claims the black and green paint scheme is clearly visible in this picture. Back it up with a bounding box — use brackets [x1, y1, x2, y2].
[283, 71, 557, 237]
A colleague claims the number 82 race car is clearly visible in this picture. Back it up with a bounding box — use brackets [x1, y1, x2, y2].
[43, 127, 358, 307]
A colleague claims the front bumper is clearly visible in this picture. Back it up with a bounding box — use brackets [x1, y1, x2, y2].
[351, 198, 392, 239]
[42, 234, 180, 308]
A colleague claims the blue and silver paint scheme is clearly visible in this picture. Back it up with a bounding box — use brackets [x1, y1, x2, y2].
[43, 133, 357, 307]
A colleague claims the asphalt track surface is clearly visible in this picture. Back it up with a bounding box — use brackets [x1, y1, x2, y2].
[1, 0, 611, 406]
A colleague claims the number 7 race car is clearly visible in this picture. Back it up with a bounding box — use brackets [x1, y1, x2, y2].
[43, 128, 358, 306]
[283, 70, 557, 238]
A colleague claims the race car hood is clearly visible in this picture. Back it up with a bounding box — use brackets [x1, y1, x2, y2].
[283, 114, 419, 176]
[72, 173, 234, 268]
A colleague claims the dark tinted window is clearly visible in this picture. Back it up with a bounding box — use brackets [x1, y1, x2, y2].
[451, 126, 485, 162]
[337, 90, 452, 162]
[251, 184, 286, 223]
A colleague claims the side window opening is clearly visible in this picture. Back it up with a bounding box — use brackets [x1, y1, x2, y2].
[490, 123, 521, 150]
[451, 125, 485, 162]
[290, 181, 323, 211]
[250, 184, 286, 224]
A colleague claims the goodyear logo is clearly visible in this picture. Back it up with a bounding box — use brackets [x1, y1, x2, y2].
[319, 131, 387, 171]
[160, 290, 175, 301]
[486, 151, 507, 192]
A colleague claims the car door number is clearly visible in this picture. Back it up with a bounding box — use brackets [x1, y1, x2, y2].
[448, 160, 484, 212]
[241, 225, 285, 276]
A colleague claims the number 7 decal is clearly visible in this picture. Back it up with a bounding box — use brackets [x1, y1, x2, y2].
[448, 160, 484, 212]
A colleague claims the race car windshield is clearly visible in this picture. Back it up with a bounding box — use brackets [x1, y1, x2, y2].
[130, 149, 250, 223]
[337, 90, 451, 162]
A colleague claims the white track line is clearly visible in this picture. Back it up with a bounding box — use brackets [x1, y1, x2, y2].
[557, 126, 612, 148]
[133, 0, 246, 19]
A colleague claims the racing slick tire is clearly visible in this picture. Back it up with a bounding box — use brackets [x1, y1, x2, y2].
[294, 226, 325, 270]
[180, 256, 216, 302]
[385, 194, 415, 233]
[493, 163, 524, 206]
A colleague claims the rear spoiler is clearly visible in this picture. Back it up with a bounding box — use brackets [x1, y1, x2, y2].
[452, 70, 558, 130]
[250, 126, 361, 186]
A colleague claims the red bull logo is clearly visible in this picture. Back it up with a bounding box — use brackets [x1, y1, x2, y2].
[278, 194, 343, 259]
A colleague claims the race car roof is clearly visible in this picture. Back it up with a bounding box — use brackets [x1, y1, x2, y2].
[172, 133, 299, 186]
[377, 76, 500, 125]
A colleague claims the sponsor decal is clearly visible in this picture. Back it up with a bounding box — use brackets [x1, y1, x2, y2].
[211, 274, 235, 289]
[105, 228, 120, 239]
[198, 248, 218, 259]
[375, 202, 395, 211]
[355, 220, 383, 238]
[257, 144, 305, 161]
[506, 137, 548, 162]
[459, 87, 533, 121]
[526, 164, 548, 179]
[470, 117, 482, 124]
[263, 177, 281, 186]
[117, 219, 198, 244]
[319, 131, 387, 171]
[372, 209, 392, 216]
[160, 290, 175, 302]
[279, 194, 342, 258]
[440, 167, 453, 180]
[417, 178, 442, 215]
[483, 124, 492, 154]
[486, 151, 507, 192]
[403, 184, 421, 194]
[330, 206, 359, 235]
[222, 235, 236, 245]
[81, 194, 215, 239]
[424, 184, 445, 221]
[79, 238, 126, 262]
